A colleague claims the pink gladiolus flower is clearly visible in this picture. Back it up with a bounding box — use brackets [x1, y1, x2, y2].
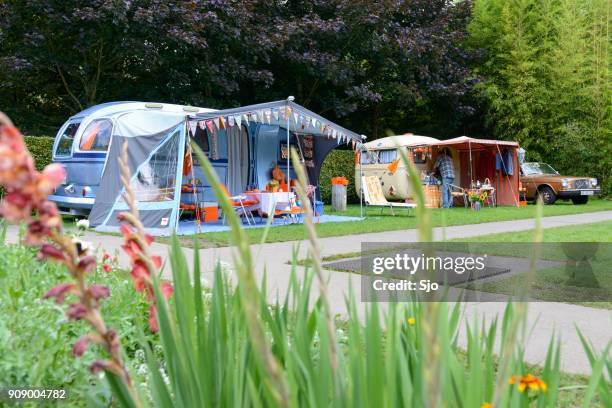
[161, 282, 174, 299]
[38, 244, 66, 261]
[44, 283, 75, 304]
[88, 285, 110, 301]
[73, 334, 93, 357]
[67, 303, 88, 320]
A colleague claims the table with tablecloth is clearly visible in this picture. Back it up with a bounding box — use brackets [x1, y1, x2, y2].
[244, 191, 296, 216]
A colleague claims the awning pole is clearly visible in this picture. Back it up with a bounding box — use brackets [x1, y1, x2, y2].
[468, 141, 473, 187]
[360, 143, 364, 219]
[286, 102, 291, 194]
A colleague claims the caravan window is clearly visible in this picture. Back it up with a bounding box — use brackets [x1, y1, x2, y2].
[378, 149, 397, 164]
[55, 122, 80, 157]
[360, 150, 378, 164]
[79, 119, 112, 151]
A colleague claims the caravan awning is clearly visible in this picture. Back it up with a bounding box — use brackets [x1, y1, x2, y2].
[433, 136, 519, 151]
[192, 98, 363, 143]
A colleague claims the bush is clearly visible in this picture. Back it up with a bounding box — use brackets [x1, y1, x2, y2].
[24, 135, 54, 171]
[319, 149, 359, 204]
[0, 241, 154, 407]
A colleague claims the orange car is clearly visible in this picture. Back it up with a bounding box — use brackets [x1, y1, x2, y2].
[520, 162, 600, 205]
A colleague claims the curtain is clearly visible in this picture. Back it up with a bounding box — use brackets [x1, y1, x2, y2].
[227, 126, 249, 195]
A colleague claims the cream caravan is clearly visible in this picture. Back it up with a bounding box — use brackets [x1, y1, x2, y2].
[355, 134, 460, 201]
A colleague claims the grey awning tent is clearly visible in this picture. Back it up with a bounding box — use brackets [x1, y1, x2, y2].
[89, 110, 187, 235]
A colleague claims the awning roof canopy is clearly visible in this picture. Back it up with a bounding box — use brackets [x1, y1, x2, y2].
[192, 98, 363, 142]
[434, 136, 519, 151]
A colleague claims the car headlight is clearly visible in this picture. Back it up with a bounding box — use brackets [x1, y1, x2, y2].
[591, 178, 598, 187]
[561, 179, 569, 188]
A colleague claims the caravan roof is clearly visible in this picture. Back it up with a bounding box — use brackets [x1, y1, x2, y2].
[363, 134, 440, 150]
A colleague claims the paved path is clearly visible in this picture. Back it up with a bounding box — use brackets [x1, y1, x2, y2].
[6, 211, 612, 375]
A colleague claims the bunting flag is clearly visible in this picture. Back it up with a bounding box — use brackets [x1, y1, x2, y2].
[228, 115, 235, 127]
[243, 113, 249, 125]
[311, 117, 317, 128]
[213, 117, 220, 130]
[293, 112, 299, 124]
[265, 109, 271, 124]
[189, 121, 198, 136]
[235, 114, 242, 127]
[206, 120, 215, 133]
[352, 140, 356, 150]
[332, 129, 337, 139]
[387, 159, 400, 174]
[219, 116, 226, 129]
[272, 109, 279, 122]
[252, 112, 259, 122]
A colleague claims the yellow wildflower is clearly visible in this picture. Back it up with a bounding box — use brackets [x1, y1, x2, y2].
[509, 374, 547, 393]
[407, 317, 416, 326]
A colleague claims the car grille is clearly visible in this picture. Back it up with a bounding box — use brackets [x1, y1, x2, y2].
[573, 179, 589, 189]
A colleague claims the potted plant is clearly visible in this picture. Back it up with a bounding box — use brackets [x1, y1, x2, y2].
[267, 179, 280, 192]
[468, 190, 487, 211]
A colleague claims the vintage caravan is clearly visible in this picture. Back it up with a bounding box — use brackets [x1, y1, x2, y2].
[49, 102, 214, 215]
[355, 134, 461, 201]
[78, 98, 362, 235]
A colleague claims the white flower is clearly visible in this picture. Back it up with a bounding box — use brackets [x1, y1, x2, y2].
[76, 219, 89, 230]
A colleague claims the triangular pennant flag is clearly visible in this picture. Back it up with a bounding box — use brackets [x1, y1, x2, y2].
[243, 113, 249, 125]
[272, 109, 279, 122]
[293, 112, 299, 124]
[206, 120, 214, 133]
[189, 121, 198, 135]
[235, 114, 242, 127]
[213, 117, 220, 129]
[252, 112, 259, 122]
[219, 116, 226, 129]
[228, 115, 235, 127]
[352, 140, 356, 150]
[311, 117, 317, 128]
[332, 129, 337, 139]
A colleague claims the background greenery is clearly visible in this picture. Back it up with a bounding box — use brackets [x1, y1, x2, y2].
[0, 0, 609, 194]
[24, 136, 54, 171]
[319, 149, 359, 204]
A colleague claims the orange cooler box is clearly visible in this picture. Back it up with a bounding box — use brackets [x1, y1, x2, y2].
[199, 202, 219, 223]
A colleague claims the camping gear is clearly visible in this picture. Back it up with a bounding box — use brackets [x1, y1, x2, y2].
[424, 185, 441, 208]
[331, 177, 348, 211]
[221, 184, 259, 225]
[361, 176, 417, 215]
[245, 191, 295, 216]
[87, 98, 364, 235]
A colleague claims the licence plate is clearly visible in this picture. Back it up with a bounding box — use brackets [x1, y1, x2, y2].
[581, 190, 594, 196]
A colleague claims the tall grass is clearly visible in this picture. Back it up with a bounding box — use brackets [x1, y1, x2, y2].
[108, 142, 610, 407]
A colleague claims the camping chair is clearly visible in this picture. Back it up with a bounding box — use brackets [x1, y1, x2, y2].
[361, 176, 417, 216]
[450, 184, 468, 208]
[221, 184, 259, 225]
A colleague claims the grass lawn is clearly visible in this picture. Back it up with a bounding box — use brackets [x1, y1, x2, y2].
[177, 198, 612, 248]
[314, 221, 612, 309]
[455, 221, 612, 309]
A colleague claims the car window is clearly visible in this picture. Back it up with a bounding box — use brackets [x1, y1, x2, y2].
[79, 119, 112, 151]
[55, 122, 80, 157]
[521, 163, 558, 175]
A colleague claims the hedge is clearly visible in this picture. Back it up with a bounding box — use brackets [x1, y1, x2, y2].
[24, 136, 54, 171]
[319, 149, 359, 204]
[0, 136, 53, 198]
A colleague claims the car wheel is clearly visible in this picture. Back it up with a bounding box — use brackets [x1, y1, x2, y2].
[571, 196, 589, 205]
[537, 186, 556, 205]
